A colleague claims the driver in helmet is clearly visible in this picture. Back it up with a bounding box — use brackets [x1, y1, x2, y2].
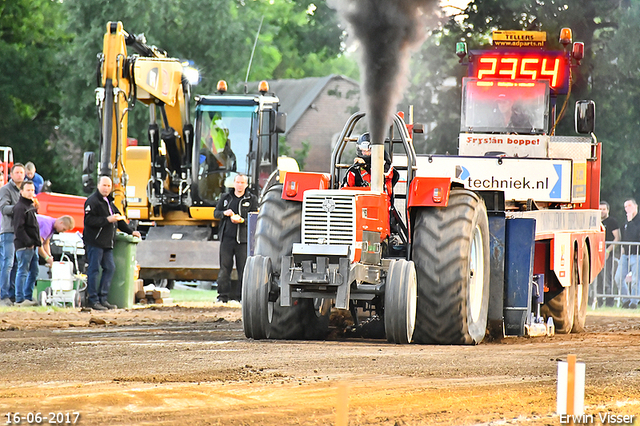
[343, 132, 398, 196]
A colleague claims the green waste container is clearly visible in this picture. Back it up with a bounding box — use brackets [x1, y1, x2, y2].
[35, 279, 83, 306]
[108, 232, 140, 309]
[35, 280, 52, 299]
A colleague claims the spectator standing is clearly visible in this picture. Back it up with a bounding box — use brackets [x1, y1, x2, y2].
[19, 215, 76, 305]
[598, 201, 621, 306]
[0, 173, 4, 229]
[614, 198, 640, 309]
[213, 174, 257, 303]
[12, 181, 40, 306]
[83, 176, 140, 310]
[25, 162, 44, 194]
[0, 163, 25, 306]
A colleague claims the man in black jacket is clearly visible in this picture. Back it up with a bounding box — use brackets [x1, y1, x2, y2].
[615, 198, 640, 309]
[213, 174, 258, 303]
[13, 181, 41, 306]
[83, 176, 140, 310]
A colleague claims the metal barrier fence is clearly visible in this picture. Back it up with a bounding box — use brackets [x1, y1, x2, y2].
[591, 241, 640, 309]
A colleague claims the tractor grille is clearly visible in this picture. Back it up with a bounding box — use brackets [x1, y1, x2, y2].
[302, 191, 356, 246]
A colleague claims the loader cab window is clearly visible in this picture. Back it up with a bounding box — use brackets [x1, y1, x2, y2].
[260, 111, 270, 161]
[194, 107, 253, 205]
[460, 78, 549, 135]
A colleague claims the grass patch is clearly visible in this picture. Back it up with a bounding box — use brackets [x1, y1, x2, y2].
[588, 305, 640, 316]
[170, 288, 218, 302]
[0, 305, 73, 313]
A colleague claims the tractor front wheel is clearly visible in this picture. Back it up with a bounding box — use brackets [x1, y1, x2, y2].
[250, 184, 329, 340]
[412, 189, 490, 345]
[384, 259, 417, 344]
[242, 255, 272, 340]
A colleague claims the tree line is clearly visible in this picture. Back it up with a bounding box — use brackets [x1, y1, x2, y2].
[0, 0, 352, 194]
[1, 0, 639, 222]
[407, 0, 639, 221]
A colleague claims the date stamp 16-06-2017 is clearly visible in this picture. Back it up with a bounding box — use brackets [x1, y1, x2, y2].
[4, 412, 80, 425]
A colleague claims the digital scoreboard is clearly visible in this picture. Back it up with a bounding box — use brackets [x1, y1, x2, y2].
[468, 50, 570, 95]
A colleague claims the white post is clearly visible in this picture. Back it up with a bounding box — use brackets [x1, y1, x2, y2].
[557, 354, 585, 423]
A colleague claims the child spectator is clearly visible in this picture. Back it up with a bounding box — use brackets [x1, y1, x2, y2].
[25, 162, 44, 194]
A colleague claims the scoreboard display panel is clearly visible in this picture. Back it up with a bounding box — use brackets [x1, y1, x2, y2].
[468, 50, 570, 95]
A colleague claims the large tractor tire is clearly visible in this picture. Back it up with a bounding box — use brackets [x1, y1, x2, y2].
[242, 184, 329, 340]
[412, 189, 491, 345]
[541, 247, 579, 334]
[242, 255, 272, 339]
[541, 282, 575, 334]
[384, 259, 417, 344]
[572, 244, 591, 333]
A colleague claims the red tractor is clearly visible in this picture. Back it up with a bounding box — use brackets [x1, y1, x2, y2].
[242, 111, 491, 344]
[242, 27, 604, 344]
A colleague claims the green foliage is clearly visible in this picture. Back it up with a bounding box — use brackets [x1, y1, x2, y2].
[51, 0, 352, 195]
[8, 0, 638, 212]
[279, 136, 310, 170]
[0, 0, 76, 192]
[254, 0, 346, 79]
[588, 1, 640, 220]
[405, 0, 639, 220]
[170, 288, 218, 302]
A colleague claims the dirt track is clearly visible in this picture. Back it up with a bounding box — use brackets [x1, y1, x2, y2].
[1, 304, 639, 425]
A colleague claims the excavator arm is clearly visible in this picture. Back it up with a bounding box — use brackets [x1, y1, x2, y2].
[95, 21, 193, 215]
[87, 21, 291, 283]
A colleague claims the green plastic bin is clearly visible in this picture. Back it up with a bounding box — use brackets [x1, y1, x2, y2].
[35, 279, 52, 299]
[108, 233, 140, 309]
[35, 279, 83, 306]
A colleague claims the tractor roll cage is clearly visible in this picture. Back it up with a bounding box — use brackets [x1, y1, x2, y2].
[329, 112, 417, 190]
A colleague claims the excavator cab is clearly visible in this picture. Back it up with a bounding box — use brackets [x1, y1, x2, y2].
[192, 93, 284, 207]
[92, 21, 292, 283]
[193, 109, 248, 204]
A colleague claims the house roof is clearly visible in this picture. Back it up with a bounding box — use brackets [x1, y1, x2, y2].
[265, 74, 359, 134]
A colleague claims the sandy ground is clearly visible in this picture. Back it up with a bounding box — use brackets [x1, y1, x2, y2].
[0, 303, 639, 425]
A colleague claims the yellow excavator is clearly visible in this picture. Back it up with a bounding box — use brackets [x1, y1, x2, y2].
[84, 21, 292, 286]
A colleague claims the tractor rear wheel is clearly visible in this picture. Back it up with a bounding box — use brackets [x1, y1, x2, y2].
[541, 282, 575, 334]
[384, 259, 417, 344]
[541, 249, 577, 334]
[572, 244, 591, 333]
[412, 189, 490, 345]
[248, 184, 329, 340]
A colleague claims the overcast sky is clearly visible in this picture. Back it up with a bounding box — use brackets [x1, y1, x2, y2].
[440, 0, 471, 15]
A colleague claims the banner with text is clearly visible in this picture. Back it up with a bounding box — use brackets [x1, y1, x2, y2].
[459, 134, 550, 157]
[415, 156, 572, 203]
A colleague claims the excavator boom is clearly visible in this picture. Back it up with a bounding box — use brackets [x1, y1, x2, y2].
[86, 21, 291, 284]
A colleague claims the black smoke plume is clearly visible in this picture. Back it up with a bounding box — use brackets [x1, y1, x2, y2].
[329, 0, 439, 146]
